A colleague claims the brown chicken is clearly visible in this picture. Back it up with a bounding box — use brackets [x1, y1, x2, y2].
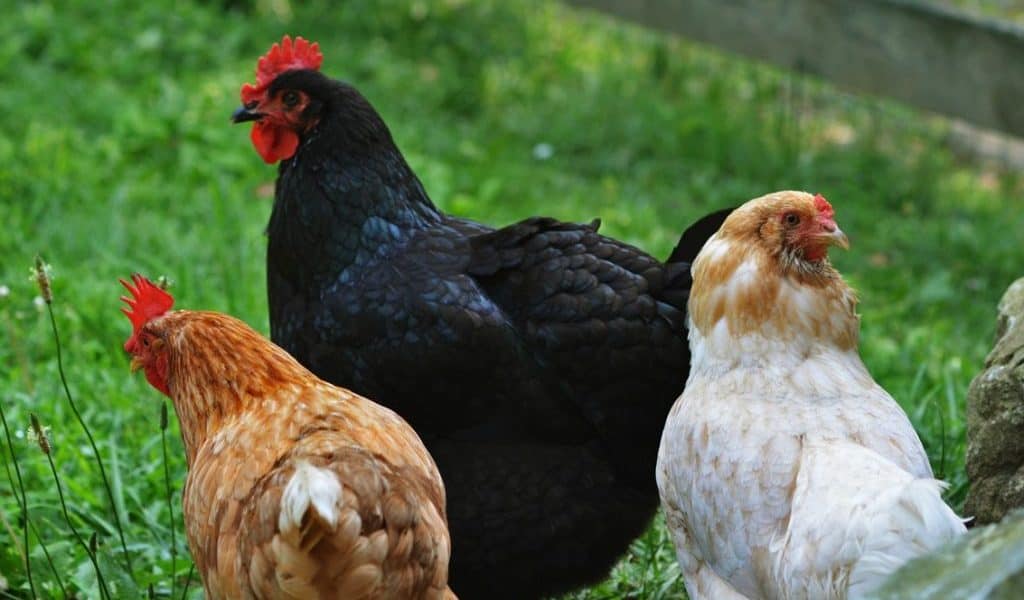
[120, 274, 456, 599]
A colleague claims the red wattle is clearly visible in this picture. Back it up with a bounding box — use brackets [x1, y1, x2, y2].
[805, 245, 828, 261]
[251, 122, 299, 164]
[145, 354, 171, 397]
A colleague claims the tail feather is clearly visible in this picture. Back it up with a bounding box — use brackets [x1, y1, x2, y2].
[666, 207, 735, 266]
[240, 442, 453, 599]
[658, 207, 735, 315]
[781, 440, 966, 598]
[848, 479, 967, 597]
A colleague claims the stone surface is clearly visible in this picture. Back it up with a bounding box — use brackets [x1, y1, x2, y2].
[869, 509, 1024, 599]
[965, 277, 1024, 525]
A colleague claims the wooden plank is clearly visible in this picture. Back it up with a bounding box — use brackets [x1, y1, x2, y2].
[565, 0, 1024, 138]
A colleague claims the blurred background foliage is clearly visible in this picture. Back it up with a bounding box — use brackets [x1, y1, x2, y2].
[0, 0, 1022, 597]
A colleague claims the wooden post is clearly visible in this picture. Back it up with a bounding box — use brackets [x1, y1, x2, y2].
[565, 0, 1024, 138]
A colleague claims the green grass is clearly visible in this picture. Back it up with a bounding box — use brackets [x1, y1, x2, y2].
[946, 0, 1024, 21]
[1, 0, 1021, 597]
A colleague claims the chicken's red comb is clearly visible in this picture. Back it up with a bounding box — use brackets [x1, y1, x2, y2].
[241, 35, 323, 104]
[813, 193, 834, 220]
[120, 274, 174, 351]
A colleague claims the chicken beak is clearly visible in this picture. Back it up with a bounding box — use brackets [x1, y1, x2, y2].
[129, 355, 144, 373]
[232, 106, 264, 124]
[818, 218, 850, 251]
[828, 227, 850, 250]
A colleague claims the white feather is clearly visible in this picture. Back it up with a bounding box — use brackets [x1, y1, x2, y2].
[279, 461, 343, 533]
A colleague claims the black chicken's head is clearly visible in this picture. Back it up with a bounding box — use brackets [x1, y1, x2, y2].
[232, 36, 324, 163]
[232, 68, 335, 163]
[232, 35, 392, 164]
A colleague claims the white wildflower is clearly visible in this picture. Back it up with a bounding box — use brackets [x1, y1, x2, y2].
[532, 142, 554, 161]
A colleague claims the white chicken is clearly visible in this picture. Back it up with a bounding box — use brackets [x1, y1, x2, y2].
[656, 191, 965, 599]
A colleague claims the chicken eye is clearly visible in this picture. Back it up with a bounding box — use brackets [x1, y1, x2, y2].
[142, 336, 150, 347]
[784, 213, 800, 226]
[282, 91, 300, 108]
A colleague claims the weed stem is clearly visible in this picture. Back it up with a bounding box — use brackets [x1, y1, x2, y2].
[35, 413, 112, 600]
[0, 398, 37, 599]
[37, 255, 135, 580]
[160, 402, 177, 599]
[181, 562, 195, 600]
[29, 518, 67, 599]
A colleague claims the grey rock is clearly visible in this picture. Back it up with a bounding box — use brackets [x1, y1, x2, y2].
[965, 277, 1024, 525]
[869, 508, 1024, 599]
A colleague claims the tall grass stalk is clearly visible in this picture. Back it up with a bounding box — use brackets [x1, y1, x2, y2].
[160, 402, 178, 598]
[31, 412, 112, 600]
[23, 416, 66, 598]
[28, 519, 67, 599]
[0, 396, 37, 599]
[34, 256, 135, 580]
[181, 562, 195, 600]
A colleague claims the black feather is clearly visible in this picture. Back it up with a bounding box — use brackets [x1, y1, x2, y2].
[666, 206, 735, 265]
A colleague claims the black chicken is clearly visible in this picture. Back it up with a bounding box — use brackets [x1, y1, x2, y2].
[231, 37, 731, 599]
